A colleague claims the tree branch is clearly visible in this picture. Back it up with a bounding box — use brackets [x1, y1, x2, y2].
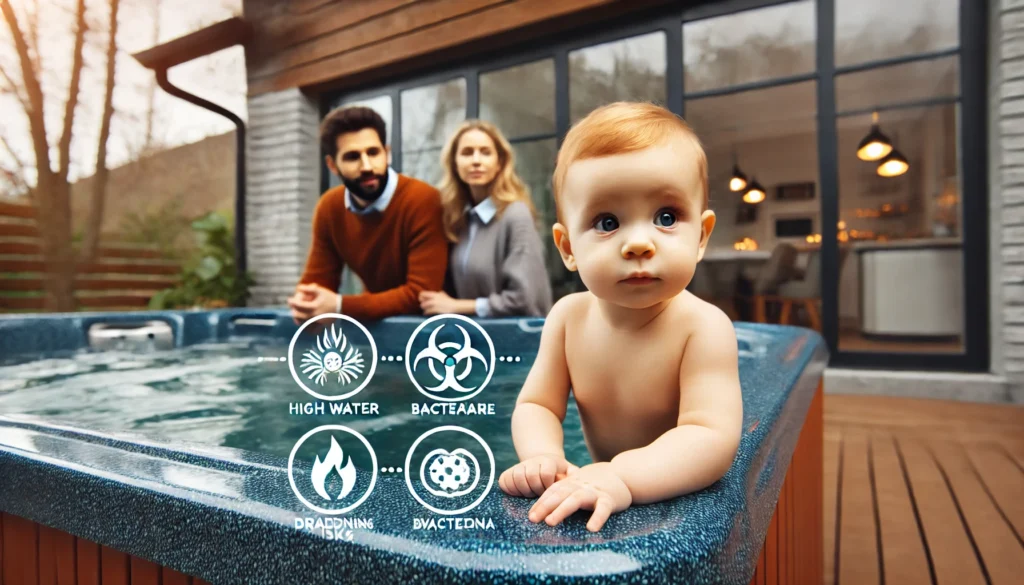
[0, 59, 29, 120]
[57, 0, 87, 183]
[0, 131, 27, 174]
[26, 0, 41, 74]
[81, 0, 121, 265]
[1, 0, 50, 186]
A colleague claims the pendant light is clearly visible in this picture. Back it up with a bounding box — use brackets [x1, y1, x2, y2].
[729, 164, 748, 192]
[876, 134, 909, 177]
[729, 150, 747, 192]
[743, 178, 766, 204]
[856, 111, 893, 161]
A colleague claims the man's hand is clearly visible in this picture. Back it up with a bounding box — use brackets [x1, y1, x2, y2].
[418, 290, 458, 315]
[287, 283, 339, 324]
[499, 454, 578, 498]
[528, 462, 632, 532]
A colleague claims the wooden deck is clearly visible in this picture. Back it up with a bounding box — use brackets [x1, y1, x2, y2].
[824, 395, 1024, 585]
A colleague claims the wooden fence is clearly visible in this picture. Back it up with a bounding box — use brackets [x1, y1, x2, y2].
[0, 201, 180, 312]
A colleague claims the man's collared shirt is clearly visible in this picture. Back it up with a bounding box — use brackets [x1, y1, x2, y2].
[345, 167, 399, 215]
[460, 196, 498, 317]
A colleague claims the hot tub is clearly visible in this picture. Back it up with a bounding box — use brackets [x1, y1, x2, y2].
[0, 309, 826, 584]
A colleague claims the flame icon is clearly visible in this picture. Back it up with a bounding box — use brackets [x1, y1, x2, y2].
[310, 436, 357, 501]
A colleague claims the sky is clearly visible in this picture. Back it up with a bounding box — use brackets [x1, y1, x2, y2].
[0, 0, 245, 191]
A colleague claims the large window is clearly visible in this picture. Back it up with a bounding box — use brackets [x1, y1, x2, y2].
[400, 78, 467, 187]
[322, 0, 986, 370]
[480, 58, 571, 296]
[834, 0, 959, 67]
[683, 1, 816, 93]
[568, 31, 667, 124]
[834, 0, 963, 355]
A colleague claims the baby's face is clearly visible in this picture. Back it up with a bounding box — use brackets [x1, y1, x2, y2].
[555, 137, 713, 309]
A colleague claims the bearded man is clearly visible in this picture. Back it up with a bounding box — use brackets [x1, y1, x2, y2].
[287, 106, 448, 323]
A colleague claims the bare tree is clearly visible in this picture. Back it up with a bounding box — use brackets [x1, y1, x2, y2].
[1, 0, 122, 311]
[81, 0, 120, 262]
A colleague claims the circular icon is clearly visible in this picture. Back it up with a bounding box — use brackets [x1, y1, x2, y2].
[289, 313, 378, 401]
[404, 425, 495, 515]
[405, 314, 495, 402]
[422, 447, 480, 498]
[288, 424, 378, 515]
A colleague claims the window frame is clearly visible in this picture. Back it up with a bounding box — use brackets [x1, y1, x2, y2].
[319, 0, 989, 372]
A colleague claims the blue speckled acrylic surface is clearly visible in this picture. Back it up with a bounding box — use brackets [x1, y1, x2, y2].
[0, 309, 827, 585]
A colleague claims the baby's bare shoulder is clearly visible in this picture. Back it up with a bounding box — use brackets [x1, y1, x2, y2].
[677, 292, 736, 344]
[548, 292, 591, 324]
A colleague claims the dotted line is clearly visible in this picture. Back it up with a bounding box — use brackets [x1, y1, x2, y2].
[380, 466, 403, 473]
[498, 356, 521, 362]
[379, 356, 404, 362]
[256, 357, 287, 363]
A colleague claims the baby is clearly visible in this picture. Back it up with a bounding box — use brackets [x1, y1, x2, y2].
[498, 102, 743, 532]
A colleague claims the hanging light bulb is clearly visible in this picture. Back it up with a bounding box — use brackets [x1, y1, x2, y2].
[729, 164, 748, 192]
[857, 111, 893, 161]
[876, 130, 910, 177]
[877, 148, 909, 177]
[743, 179, 766, 204]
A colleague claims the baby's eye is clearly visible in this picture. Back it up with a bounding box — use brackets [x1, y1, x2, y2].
[655, 210, 677, 227]
[594, 215, 619, 233]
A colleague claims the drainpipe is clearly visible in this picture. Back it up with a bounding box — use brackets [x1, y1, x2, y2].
[154, 69, 246, 274]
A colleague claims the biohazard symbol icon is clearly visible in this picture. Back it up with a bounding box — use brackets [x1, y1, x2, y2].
[413, 323, 488, 393]
[405, 314, 496, 402]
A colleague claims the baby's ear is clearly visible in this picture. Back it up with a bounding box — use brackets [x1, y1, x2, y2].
[697, 210, 717, 262]
[552, 223, 577, 271]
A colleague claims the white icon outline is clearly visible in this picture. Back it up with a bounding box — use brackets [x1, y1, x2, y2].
[288, 424, 378, 515]
[404, 425, 495, 516]
[404, 314, 495, 402]
[289, 313, 378, 401]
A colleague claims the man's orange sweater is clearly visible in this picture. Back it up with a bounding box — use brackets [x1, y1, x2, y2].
[298, 174, 449, 321]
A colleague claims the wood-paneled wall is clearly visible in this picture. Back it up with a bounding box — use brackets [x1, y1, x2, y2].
[749, 382, 825, 585]
[243, 0, 673, 95]
[0, 513, 212, 585]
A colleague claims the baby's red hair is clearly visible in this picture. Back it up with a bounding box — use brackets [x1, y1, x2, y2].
[552, 102, 709, 216]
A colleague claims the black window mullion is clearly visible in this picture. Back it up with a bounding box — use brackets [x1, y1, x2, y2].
[833, 46, 961, 77]
[959, 0, 990, 370]
[555, 49, 569, 148]
[836, 95, 960, 118]
[466, 68, 479, 119]
[816, 0, 840, 357]
[666, 18, 683, 117]
[391, 87, 402, 173]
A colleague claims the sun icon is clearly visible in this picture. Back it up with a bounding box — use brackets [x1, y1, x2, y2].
[300, 322, 365, 386]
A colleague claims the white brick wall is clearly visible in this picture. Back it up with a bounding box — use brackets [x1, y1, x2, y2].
[245, 88, 320, 307]
[999, 0, 1024, 390]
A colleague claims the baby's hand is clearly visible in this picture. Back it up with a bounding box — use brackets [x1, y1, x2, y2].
[499, 454, 577, 498]
[528, 462, 632, 532]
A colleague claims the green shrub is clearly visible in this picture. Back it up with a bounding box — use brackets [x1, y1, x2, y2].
[148, 211, 254, 310]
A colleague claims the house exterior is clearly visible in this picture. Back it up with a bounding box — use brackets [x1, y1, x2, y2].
[237, 0, 1019, 402]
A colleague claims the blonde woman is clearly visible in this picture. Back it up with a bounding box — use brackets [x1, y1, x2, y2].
[418, 120, 553, 317]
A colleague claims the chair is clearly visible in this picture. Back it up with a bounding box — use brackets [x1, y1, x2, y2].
[748, 244, 799, 323]
[775, 250, 822, 330]
[771, 247, 850, 331]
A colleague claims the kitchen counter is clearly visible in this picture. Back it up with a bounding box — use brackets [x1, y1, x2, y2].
[855, 238, 963, 339]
